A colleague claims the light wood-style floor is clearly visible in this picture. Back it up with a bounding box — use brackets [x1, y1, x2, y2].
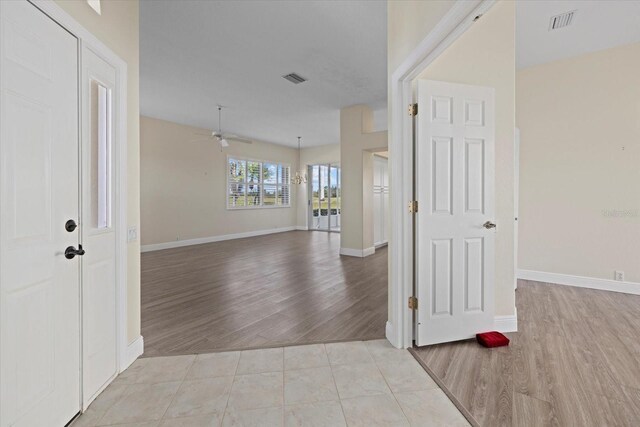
[410, 280, 640, 427]
[141, 231, 387, 356]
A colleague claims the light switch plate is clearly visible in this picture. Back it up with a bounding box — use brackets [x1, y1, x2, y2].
[127, 226, 137, 242]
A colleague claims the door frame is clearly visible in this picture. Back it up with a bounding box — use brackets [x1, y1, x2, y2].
[30, 0, 132, 407]
[387, 0, 495, 348]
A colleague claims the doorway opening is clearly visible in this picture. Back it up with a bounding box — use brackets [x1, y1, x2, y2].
[308, 163, 341, 232]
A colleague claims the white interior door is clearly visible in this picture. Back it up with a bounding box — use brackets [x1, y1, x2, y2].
[82, 47, 119, 406]
[0, 1, 81, 425]
[415, 80, 495, 346]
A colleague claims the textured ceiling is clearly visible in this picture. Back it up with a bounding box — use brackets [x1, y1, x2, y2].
[140, 0, 387, 147]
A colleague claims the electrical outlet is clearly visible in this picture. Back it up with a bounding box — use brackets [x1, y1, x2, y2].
[127, 226, 137, 242]
[614, 271, 625, 282]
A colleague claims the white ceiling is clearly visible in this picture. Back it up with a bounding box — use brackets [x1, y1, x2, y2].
[140, 0, 387, 147]
[517, 0, 640, 69]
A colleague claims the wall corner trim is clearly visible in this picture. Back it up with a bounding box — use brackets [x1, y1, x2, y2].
[340, 246, 376, 258]
[121, 335, 143, 372]
[518, 269, 640, 295]
[141, 226, 299, 252]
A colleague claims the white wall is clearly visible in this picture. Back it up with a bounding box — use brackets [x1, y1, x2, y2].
[517, 42, 640, 284]
[140, 116, 299, 247]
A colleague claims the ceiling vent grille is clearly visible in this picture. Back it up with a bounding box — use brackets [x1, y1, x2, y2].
[283, 73, 307, 84]
[549, 11, 575, 30]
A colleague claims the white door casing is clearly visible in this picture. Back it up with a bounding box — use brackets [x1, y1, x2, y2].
[81, 46, 119, 406]
[415, 80, 495, 346]
[0, 1, 81, 426]
[514, 127, 520, 290]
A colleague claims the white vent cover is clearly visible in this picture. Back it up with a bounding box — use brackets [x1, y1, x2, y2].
[283, 73, 307, 84]
[549, 10, 575, 30]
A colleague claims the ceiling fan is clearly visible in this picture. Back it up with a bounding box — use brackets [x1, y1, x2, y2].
[193, 106, 253, 149]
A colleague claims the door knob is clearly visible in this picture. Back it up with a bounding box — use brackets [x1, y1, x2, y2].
[483, 221, 496, 229]
[65, 219, 78, 232]
[65, 244, 85, 259]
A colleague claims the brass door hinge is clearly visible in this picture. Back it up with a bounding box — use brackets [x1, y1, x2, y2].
[408, 103, 418, 117]
[408, 200, 418, 213]
[408, 296, 418, 310]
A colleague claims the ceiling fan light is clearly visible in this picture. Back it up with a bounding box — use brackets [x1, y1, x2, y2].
[220, 138, 229, 148]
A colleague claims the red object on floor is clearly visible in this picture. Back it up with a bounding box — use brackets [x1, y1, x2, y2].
[476, 331, 510, 348]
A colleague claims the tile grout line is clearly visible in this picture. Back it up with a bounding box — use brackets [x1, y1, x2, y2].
[366, 343, 413, 425]
[219, 351, 242, 425]
[156, 355, 198, 423]
[326, 343, 351, 426]
[282, 347, 286, 424]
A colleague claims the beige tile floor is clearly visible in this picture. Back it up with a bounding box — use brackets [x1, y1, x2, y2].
[72, 340, 469, 427]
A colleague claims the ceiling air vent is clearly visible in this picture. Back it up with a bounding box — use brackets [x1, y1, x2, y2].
[283, 73, 307, 84]
[549, 10, 575, 30]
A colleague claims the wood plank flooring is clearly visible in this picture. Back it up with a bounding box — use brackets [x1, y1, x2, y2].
[141, 231, 387, 356]
[410, 280, 640, 426]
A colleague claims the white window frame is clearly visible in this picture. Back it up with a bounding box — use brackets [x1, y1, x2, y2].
[226, 155, 291, 209]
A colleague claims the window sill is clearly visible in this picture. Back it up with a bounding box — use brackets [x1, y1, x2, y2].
[226, 205, 291, 211]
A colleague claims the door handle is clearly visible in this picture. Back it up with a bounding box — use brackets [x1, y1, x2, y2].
[65, 244, 85, 259]
[483, 221, 496, 229]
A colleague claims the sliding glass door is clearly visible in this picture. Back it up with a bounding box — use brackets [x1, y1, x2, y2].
[309, 164, 341, 232]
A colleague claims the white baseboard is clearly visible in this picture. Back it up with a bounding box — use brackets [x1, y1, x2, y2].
[385, 321, 401, 348]
[295, 225, 309, 231]
[339, 246, 376, 257]
[518, 269, 640, 295]
[494, 310, 518, 333]
[121, 335, 144, 372]
[141, 226, 298, 252]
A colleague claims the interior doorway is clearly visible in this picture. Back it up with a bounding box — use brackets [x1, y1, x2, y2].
[309, 163, 341, 232]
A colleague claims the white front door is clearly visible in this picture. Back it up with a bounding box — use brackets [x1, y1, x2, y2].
[415, 80, 495, 346]
[81, 47, 119, 406]
[0, 1, 81, 426]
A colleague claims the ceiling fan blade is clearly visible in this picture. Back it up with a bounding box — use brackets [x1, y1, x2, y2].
[223, 134, 253, 144]
[193, 131, 213, 137]
[191, 138, 213, 143]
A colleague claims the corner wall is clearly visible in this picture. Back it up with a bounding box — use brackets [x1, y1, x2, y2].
[340, 105, 388, 255]
[55, 0, 141, 343]
[517, 42, 640, 285]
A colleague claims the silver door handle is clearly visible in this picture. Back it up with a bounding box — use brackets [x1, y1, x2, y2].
[483, 221, 496, 229]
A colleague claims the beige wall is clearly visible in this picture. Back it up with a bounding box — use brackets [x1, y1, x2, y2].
[340, 105, 388, 253]
[296, 144, 341, 228]
[517, 42, 640, 284]
[140, 116, 302, 246]
[55, 0, 141, 343]
[388, 1, 455, 74]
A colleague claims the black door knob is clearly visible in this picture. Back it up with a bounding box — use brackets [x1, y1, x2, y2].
[65, 219, 78, 232]
[65, 244, 85, 259]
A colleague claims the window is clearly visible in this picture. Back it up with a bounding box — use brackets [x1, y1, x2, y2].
[91, 80, 112, 229]
[227, 157, 290, 209]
